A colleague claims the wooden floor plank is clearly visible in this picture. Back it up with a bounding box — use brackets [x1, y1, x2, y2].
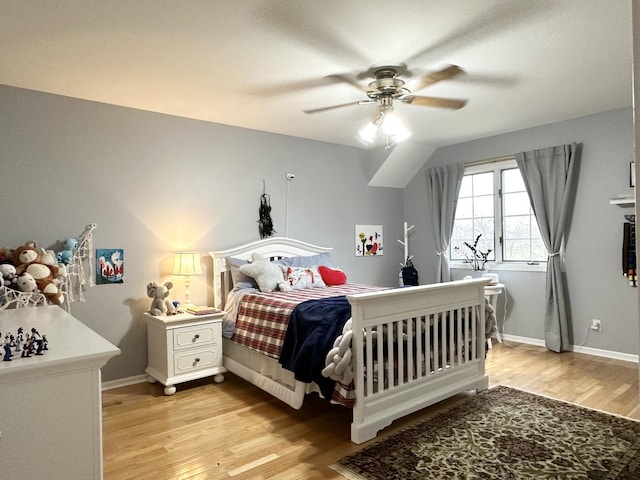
[103, 341, 639, 479]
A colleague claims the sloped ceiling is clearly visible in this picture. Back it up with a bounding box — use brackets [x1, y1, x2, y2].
[0, 1, 632, 186]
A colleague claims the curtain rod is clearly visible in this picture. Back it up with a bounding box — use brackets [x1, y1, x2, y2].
[464, 154, 515, 167]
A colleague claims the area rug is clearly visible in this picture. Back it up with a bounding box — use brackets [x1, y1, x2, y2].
[332, 386, 640, 479]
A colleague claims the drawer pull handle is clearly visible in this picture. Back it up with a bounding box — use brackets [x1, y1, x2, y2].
[194, 334, 200, 340]
[195, 357, 200, 363]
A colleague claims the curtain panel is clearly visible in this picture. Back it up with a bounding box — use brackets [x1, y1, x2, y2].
[425, 164, 465, 283]
[515, 143, 580, 352]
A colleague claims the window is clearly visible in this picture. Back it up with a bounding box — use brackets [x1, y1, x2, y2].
[450, 157, 547, 269]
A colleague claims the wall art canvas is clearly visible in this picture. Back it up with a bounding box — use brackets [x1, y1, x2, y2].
[96, 248, 124, 284]
[355, 225, 383, 256]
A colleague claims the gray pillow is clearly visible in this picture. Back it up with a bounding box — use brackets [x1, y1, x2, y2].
[226, 256, 258, 289]
[274, 252, 332, 268]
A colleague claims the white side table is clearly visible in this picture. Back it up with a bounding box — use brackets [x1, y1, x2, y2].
[144, 311, 226, 395]
[484, 283, 504, 349]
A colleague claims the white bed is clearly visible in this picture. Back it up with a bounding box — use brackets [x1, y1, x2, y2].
[210, 236, 489, 444]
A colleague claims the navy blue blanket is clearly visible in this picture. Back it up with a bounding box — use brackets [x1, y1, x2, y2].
[279, 295, 351, 401]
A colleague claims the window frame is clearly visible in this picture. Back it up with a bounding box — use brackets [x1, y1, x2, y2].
[449, 158, 547, 273]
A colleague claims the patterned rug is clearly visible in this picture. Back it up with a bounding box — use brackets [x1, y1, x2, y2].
[332, 386, 640, 479]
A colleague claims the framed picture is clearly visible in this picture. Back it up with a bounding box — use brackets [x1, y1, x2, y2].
[355, 225, 383, 256]
[96, 248, 124, 284]
[631, 162, 636, 188]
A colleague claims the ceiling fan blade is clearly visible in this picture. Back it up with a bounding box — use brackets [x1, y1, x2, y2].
[303, 100, 376, 114]
[401, 95, 467, 110]
[412, 65, 465, 92]
[326, 73, 368, 92]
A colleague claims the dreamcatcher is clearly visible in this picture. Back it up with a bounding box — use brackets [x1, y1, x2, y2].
[258, 180, 275, 239]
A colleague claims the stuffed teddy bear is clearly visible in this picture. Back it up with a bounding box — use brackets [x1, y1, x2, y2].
[0, 247, 14, 263]
[57, 237, 78, 265]
[147, 281, 177, 316]
[13, 241, 64, 305]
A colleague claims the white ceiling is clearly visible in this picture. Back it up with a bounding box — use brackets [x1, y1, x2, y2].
[0, 1, 633, 153]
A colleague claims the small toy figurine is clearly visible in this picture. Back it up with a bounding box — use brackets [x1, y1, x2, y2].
[3, 339, 12, 361]
[14, 327, 23, 353]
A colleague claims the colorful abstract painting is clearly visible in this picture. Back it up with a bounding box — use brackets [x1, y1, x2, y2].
[355, 225, 383, 256]
[96, 248, 124, 284]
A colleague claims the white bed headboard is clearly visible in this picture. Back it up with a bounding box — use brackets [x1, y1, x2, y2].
[209, 237, 333, 310]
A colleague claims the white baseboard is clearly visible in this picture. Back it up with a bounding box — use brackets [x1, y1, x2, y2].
[101, 336, 639, 391]
[501, 334, 639, 364]
[101, 374, 149, 391]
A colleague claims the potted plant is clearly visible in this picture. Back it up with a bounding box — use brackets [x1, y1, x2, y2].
[455, 234, 492, 271]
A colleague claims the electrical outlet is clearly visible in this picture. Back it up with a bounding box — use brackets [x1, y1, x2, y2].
[591, 319, 602, 332]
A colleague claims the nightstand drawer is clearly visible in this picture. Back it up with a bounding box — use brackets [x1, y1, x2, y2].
[173, 323, 220, 350]
[174, 347, 221, 374]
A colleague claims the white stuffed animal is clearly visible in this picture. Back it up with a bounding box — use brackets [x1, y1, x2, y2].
[146, 281, 177, 316]
[0, 263, 17, 287]
[16, 272, 38, 293]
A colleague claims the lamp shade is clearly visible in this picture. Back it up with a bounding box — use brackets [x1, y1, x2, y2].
[172, 252, 203, 276]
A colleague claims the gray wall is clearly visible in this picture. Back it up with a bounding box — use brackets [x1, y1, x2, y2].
[404, 107, 638, 355]
[0, 85, 403, 381]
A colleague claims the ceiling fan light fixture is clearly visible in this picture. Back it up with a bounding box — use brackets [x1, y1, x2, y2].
[356, 119, 379, 145]
[380, 111, 411, 142]
[356, 106, 411, 147]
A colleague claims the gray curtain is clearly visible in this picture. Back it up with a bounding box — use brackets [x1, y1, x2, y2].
[425, 164, 465, 282]
[515, 143, 579, 352]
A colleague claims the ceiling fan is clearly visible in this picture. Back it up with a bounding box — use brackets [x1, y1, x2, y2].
[303, 64, 467, 115]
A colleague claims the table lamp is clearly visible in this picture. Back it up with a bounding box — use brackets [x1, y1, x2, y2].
[172, 252, 203, 307]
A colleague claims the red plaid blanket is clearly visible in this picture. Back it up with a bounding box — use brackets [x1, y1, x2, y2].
[232, 284, 384, 407]
[233, 284, 380, 358]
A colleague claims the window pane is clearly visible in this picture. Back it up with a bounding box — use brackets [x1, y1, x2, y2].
[474, 218, 494, 239]
[455, 197, 472, 219]
[459, 175, 472, 197]
[531, 220, 542, 239]
[503, 191, 531, 216]
[503, 239, 531, 261]
[473, 218, 495, 260]
[531, 240, 547, 261]
[502, 168, 526, 193]
[504, 215, 531, 239]
[474, 195, 494, 217]
[451, 220, 473, 242]
[472, 172, 493, 195]
[450, 239, 468, 260]
[500, 166, 541, 263]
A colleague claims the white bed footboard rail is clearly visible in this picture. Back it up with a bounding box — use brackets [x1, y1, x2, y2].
[347, 278, 490, 444]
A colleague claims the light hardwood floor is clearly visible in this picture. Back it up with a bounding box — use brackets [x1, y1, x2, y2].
[102, 341, 640, 480]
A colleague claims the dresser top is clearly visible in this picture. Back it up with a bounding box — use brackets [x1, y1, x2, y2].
[0, 305, 120, 383]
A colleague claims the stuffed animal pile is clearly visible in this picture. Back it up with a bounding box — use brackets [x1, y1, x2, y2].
[0, 240, 70, 306]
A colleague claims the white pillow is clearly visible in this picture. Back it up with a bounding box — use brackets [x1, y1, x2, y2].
[239, 253, 286, 292]
[283, 266, 327, 290]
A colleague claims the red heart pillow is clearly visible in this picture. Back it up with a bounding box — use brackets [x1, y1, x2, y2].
[318, 265, 347, 286]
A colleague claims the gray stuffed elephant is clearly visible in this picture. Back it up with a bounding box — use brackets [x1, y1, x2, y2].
[147, 281, 177, 316]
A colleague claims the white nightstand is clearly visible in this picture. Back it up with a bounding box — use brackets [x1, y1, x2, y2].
[144, 311, 226, 395]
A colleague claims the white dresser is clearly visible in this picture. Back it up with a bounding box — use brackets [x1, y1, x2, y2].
[0, 305, 120, 480]
[145, 311, 226, 395]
